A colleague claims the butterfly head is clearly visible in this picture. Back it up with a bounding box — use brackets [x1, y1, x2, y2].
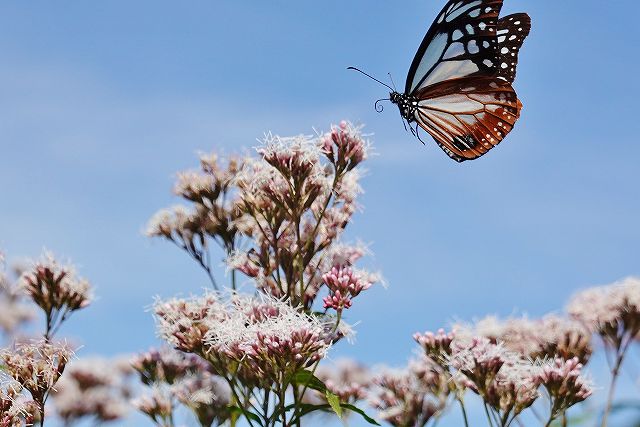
[390, 92, 417, 123]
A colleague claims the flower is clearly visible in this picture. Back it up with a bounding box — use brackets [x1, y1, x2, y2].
[0, 265, 33, 336]
[52, 357, 133, 424]
[0, 340, 74, 406]
[132, 348, 208, 386]
[132, 387, 173, 425]
[567, 277, 640, 347]
[537, 314, 592, 363]
[204, 294, 330, 384]
[19, 251, 92, 338]
[414, 329, 455, 363]
[448, 337, 541, 419]
[456, 314, 593, 363]
[0, 380, 38, 427]
[537, 357, 592, 419]
[320, 121, 370, 171]
[369, 358, 449, 427]
[313, 359, 371, 404]
[322, 266, 374, 311]
[154, 293, 226, 355]
[172, 371, 231, 426]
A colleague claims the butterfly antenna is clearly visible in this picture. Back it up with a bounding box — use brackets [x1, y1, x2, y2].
[347, 67, 394, 91]
[388, 73, 398, 91]
[374, 98, 389, 113]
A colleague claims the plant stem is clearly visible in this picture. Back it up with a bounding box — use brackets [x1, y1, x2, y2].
[484, 403, 495, 427]
[457, 397, 469, 427]
[602, 336, 631, 427]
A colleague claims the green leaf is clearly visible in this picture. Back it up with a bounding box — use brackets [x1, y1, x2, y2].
[227, 405, 262, 424]
[292, 369, 328, 393]
[326, 391, 342, 418]
[339, 403, 381, 426]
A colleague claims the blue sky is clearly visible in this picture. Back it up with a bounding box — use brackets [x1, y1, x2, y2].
[1, 1, 639, 425]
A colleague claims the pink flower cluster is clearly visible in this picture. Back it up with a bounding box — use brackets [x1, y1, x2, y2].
[538, 357, 592, 418]
[320, 121, 369, 172]
[414, 328, 455, 361]
[322, 266, 373, 311]
[19, 252, 93, 339]
[52, 357, 133, 424]
[369, 359, 448, 427]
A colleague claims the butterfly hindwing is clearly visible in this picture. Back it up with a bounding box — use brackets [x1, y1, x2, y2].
[405, 0, 505, 94]
[414, 76, 521, 162]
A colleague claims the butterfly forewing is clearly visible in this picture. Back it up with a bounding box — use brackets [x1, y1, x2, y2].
[415, 77, 521, 162]
[406, 0, 505, 94]
[496, 13, 531, 83]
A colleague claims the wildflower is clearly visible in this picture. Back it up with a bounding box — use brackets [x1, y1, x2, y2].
[19, 251, 92, 338]
[0, 380, 38, 427]
[537, 314, 592, 363]
[458, 314, 593, 363]
[174, 170, 219, 203]
[320, 121, 370, 172]
[52, 357, 133, 424]
[204, 294, 330, 384]
[567, 277, 640, 425]
[537, 357, 592, 422]
[567, 277, 640, 347]
[131, 348, 208, 386]
[225, 250, 260, 278]
[154, 293, 226, 355]
[1, 340, 74, 420]
[369, 359, 448, 427]
[448, 337, 541, 423]
[172, 372, 231, 426]
[414, 329, 455, 363]
[309, 359, 371, 406]
[0, 265, 33, 336]
[132, 387, 174, 426]
[258, 133, 322, 180]
[322, 266, 374, 311]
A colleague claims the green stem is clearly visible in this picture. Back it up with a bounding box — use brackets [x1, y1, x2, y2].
[602, 335, 632, 427]
[457, 397, 469, 427]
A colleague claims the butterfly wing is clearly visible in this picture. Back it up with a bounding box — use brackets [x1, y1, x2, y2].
[414, 76, 521, 162]
[495, 13, 532, 83]
[405, 0, 505, 95]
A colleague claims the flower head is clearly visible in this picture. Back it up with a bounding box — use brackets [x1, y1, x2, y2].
[52, 357, 133, 424]
[322, 266, 374, 311]
[313, 359, 371, 404]
[172, 371, 231, 426]
[537, 357, 592, 418]
[369, 358, 449, 427]
[448, 337, 541, 418]
[320, 122, 370, 171]
[204, 294, 330, 383]
[1, 340, 74, 404]
[20, 252, 92, 336]
[567, 277, 640, 348]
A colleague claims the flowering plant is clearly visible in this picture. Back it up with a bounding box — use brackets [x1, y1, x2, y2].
[144, 122, 379, 426]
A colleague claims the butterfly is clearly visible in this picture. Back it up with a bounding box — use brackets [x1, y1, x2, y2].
[350, 0, 531, 162]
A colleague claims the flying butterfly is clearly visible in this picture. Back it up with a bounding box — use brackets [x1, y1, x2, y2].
[350, 0, 531, 162]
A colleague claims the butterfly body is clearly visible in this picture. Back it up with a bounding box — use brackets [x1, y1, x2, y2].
[390, 92, 419, 124]
[365, 1, 531, 162]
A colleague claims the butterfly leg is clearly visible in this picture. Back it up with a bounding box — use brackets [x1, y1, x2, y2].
[410, 123, 426, 145]
[400, 114, 408, 132]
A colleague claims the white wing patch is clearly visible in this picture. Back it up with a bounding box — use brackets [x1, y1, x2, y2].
[420, 60, 480, 90]
[410, 33, 448, 93]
